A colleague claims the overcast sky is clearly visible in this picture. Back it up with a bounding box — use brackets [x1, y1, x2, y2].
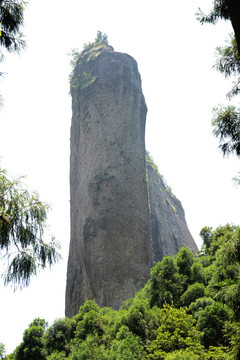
[1, 0, 240, 354]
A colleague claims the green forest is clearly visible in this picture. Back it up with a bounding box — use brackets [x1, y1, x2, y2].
[3, 225, 240, 359]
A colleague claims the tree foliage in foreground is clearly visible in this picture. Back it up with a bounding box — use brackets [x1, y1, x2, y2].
[0, 168, 61, 288]
[197, 0, 240, 54]
[5, 224, 240, 359]
[197, 1, 240, 162]
[0, 343, 6, 360]
[0, 0, 27, 106]
[211, 33, 240, 158]
[0, 0, 26, 59]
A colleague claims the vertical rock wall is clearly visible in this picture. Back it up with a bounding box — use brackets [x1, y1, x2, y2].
[65, 43, 152, 317]
[146, 155, 198, 263]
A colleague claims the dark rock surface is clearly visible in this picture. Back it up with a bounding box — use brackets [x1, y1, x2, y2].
[65, 42, 197, 318]
[146, 155, 198, 264]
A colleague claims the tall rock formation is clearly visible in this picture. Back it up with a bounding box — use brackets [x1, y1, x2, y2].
[66, 41, 197, 318]
[66, 42, 152, 318]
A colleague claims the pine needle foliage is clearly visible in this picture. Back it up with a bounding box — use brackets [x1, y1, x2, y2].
[0, 0, 27, 108]
[196, 1, 240, 164]
[0, 168, 61, 288]
[196, 1, 229, 25]
[214, 34, 240, 100]
[212, 105, 240, 157]
[0, 0, 26, 59]
[215, 35, 240, 78]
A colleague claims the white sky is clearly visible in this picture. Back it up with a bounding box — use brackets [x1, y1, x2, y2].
[1, 0, 240, 354]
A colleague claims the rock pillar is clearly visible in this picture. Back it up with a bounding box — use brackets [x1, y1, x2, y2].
[65, 43, 152, 317]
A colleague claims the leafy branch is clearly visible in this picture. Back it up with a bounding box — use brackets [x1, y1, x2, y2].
[0, 168, 61, 288]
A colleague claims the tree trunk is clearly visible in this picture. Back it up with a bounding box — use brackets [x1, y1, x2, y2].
[226, 0, 240, 54]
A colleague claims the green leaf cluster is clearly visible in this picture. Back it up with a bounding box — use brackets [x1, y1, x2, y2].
[0, 343, 6, 360]
[211, 35, 240, 157]
[0, 168, 61, 288]
[196, 1, 240, 180]
[13, 319, 48, 360]
[196, 1, 229, 25]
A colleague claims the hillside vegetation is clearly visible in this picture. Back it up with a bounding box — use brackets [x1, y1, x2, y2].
[5, 224, 240, 359]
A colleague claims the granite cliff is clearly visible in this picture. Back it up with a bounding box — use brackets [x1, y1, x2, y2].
[66, 41, 197, 317]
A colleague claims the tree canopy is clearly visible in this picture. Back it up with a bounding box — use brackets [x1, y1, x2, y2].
[4, 224, 240, 359]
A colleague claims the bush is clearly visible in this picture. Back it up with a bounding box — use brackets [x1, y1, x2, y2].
[180, 283, 205, 306]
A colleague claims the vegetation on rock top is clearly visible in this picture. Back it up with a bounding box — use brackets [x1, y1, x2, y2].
[68, 31, 110, 88]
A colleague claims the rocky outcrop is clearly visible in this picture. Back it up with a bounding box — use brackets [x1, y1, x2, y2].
[66, 42, 152, 318]
[146, 154, 198, 263]
[65, 42, 197, 318]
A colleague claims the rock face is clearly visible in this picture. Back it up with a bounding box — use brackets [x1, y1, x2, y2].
[146, 155, 198, 263]
[66, 42, 152, 318]
[65, 42, 197, 318]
